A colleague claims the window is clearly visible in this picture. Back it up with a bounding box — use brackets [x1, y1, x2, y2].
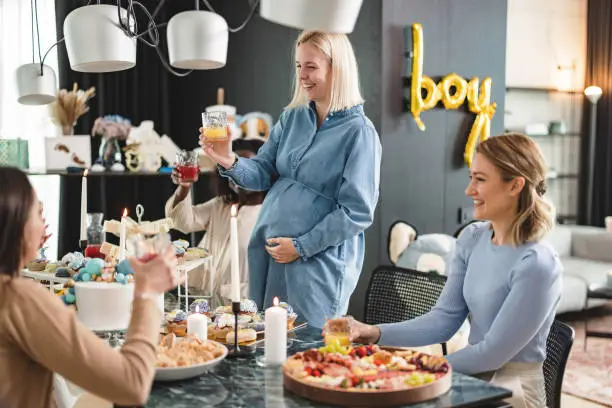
[1, 0, 60, 259]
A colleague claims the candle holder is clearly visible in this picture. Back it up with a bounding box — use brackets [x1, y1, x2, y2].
[225, 301, 255, 358]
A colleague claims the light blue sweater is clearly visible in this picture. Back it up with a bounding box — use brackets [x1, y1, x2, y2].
[378, 222, 562, 375]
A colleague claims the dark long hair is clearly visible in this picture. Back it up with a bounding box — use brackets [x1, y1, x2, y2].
[0, 167, 36, 277]
[216, 139, 267, 205]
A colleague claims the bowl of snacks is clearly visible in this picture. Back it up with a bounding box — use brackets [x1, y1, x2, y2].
[155, 333, 228, 381]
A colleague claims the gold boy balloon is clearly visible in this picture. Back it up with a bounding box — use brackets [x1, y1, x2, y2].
[408, 23, 496, 167]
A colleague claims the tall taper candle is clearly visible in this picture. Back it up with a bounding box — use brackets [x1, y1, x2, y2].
[230, 204, 240, 302]
[80, 169, 88, 241]
[119, 208, 128, 261]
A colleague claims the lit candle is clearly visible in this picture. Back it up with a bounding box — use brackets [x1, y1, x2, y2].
[230, 204, 240, 302]
[187, 306, 208, 342]
[264, 297, 287, 365]
[119, 209, 128, 261]
[80, 169, 88, 241]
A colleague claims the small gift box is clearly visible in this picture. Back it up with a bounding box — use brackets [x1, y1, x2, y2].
[0, 138, 29, 169]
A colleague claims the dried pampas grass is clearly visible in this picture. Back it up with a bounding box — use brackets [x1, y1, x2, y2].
[49, 82, 96, 134]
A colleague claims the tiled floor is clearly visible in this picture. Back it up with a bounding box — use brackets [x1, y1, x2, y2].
[562, 393, 608, 408]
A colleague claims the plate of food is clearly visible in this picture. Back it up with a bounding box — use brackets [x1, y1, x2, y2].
[155, 333, 228, 382]
[283, 341, 452, 407]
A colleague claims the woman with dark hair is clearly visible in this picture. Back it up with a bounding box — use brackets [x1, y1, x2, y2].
[0, 167, 179, 407]
[166, 138, 266, 301]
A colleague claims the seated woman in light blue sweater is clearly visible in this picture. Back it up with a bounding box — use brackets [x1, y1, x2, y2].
[329, 133, 562, 408]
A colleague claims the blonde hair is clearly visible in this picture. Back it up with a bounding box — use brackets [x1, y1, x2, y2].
[476, 133, 554, 246]
[287, 30, 364, 112]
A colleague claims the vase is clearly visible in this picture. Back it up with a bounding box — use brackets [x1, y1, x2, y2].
[86, 213, 104, 244]
[61, 123, 76, 136]
[98, 138, 123, 169]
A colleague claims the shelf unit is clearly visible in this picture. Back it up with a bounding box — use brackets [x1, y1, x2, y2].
[504, 87, 583, 224]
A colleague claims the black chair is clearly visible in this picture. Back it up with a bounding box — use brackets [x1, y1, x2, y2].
[363, 265, 449, 354]
[543, 320, 574, 408]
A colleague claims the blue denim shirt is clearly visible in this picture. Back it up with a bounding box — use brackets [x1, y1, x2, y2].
[219, 102, 381, 328]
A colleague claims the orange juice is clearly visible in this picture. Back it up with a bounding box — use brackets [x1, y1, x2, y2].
[324, 332, 351, 347]
[204, 126, 228, 141]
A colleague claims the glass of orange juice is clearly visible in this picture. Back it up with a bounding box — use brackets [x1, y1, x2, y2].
[202, 111, 228, 141]
[324, 318, 351, 346]
[324, 331, 351, 347]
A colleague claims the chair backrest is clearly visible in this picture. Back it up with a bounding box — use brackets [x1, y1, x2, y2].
[363, 265, 447, 325]
[543, 320, 574, 408]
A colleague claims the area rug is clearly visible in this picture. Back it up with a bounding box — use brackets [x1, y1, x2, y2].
[562, 310, 612, 407]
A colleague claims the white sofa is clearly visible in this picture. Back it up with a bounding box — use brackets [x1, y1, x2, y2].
[545, 224, 612, 314]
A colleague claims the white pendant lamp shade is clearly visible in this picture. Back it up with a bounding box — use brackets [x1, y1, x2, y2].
[15, 63, 57, 105]
[167, 11, 229, 70]
[260, 0, 363, 34]
[64, 5, 136, 73]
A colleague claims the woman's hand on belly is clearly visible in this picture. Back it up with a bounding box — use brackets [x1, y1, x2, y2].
[265, 237, 299, 264]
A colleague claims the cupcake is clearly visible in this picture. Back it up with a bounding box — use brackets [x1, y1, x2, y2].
[279, 302, 298, 329]
[189, 299, 210, 316]
[165, 310, 188, 337]
[239, 299, 258, 316]
[27, 258, 48, 272]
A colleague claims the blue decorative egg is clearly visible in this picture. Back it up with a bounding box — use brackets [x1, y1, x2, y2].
[80, 272, 91, 282]
[68, 287, 75, 295]
[85, 258, 104, 276]
[115, 273, 126, 284]
[116, 260, 133, 276]
[64, 293, 76, 304]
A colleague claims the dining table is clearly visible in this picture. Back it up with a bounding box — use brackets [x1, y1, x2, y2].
[145, 325, 513, 408]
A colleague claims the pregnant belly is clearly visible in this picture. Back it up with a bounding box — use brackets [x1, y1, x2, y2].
[255, 179, 335, 239]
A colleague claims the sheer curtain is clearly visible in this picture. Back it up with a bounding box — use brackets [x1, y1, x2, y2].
[0, 0, 60, 259]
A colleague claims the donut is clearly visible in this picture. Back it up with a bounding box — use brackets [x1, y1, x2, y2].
[225, 328, 257, 345]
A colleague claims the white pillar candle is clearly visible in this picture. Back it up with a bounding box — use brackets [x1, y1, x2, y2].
[119, 209, 128, 261]
[264, 297, 287, 365]
[187, 306, 208, 341]
[79, 169, 88, 241]
[230, 204, 241, 302]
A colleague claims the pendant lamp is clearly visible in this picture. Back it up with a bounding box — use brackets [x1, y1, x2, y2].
[167, 10, 229, 70]
[259, 0, 363, 34]
[63, 4, 136, 73]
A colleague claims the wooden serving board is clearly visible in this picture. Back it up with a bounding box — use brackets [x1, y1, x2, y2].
[283, 347, 452, 407]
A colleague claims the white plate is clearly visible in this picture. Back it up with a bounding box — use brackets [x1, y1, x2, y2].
[154, 340, 228, 382]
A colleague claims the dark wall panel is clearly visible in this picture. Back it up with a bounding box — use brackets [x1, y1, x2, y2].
[348, 0, 507, 318]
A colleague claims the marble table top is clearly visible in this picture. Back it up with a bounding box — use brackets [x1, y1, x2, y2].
[147, 326, 512, 408]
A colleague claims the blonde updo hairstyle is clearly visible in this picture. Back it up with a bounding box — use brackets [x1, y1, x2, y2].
[476, 133, 554, 245]
[287, 30, 364, 112]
